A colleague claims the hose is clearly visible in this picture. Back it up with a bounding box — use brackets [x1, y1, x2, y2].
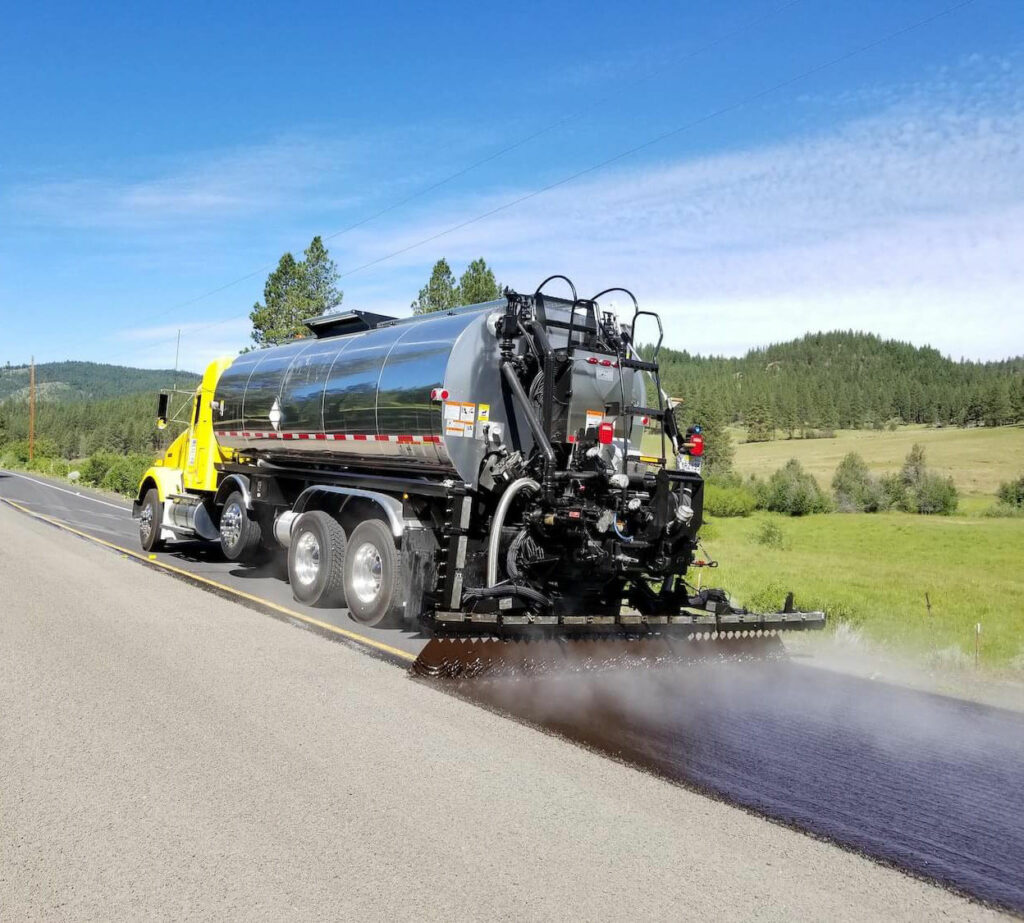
[487, 476, 540, 587]
[506, 528, 529, 581]
[463, 584, 552, 609]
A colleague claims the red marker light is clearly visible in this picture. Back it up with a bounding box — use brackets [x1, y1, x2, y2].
[599, 359, 612, 367]
[586, 357, 598, 365]
[688, 433, 705, 456]
[598, 422, 614, 445]
[640, 416, 649, 426]
[431, 388, 450, 401]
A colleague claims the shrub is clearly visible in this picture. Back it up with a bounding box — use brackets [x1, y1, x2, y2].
[831, 452, 887, 512]
[753, 459, 831, 516]
[79, 451, 121, 487]
[27, 456, 71, 477]
[752, 520, 786, 549]
[996, 474, 1024, 509]
[914, 473, 959, 515]
[704, 483, 756, 518]
[983, 503, 1024, 518]
[99, 454, 151, 496]
[1, 439, 31, 464]
[881, 444, 958, 515]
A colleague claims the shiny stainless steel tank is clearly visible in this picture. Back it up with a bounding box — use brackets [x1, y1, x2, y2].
[213, 300, 645, 488]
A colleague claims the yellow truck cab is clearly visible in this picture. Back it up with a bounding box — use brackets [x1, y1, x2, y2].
[134, 357, 239, 552]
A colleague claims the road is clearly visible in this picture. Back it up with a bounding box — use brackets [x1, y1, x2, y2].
[0, 469, 1019, 918]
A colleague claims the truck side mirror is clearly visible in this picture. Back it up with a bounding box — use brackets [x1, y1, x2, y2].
[157, 392, 169, 430]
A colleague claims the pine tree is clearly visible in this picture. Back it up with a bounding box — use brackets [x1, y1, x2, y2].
[983, 380, 1013, 427]
[456, 258, 501, 305]
[249, 236, 342, 346]
[411, 259, 458, 314]
[744, 393, 773, 443]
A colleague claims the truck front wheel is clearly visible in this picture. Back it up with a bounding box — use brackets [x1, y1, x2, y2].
[139, 488, 165, 553]
[287, 511, 347, 608]
[344, 519, 405, 627]
[219, 490, 262, 562]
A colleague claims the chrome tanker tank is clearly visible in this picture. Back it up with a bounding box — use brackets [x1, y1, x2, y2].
[213, 298, 646, 488]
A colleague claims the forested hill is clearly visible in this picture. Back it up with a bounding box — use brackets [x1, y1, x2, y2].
[654, 331, 1024, 434]
[0, 361, 198, 402]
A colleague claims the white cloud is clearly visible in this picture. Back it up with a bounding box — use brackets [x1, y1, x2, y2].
[336, 74, 1024, 360]
[6, 135, 361, 230]
[113, 318, 252, 372]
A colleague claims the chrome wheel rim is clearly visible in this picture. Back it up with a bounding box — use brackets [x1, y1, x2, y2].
[221, 502, 243, 547]
[350, 542, 382, 605]
[293, 530, 321, 586]
[139, 503, 154, 542]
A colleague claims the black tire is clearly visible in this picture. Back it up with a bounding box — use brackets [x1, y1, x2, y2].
[138, 488, 165, 553]
[287, 511, 347, 607]
[343, 518, 405, 627]
[219, 490, 262, 562]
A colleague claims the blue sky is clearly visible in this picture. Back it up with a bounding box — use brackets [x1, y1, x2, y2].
[1, 0, 1021, 370]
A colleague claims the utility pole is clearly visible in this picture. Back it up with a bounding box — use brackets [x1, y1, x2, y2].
[28, 356, 35, 463]
[173, 329, 181, 391]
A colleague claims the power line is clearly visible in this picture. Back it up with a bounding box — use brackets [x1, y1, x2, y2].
[106, 1, 804, 355]
[116, 0, 974, 367]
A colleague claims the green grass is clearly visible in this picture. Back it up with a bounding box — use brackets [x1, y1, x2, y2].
[700, 510, 1024, 671]
[729, 424, 1024, 498]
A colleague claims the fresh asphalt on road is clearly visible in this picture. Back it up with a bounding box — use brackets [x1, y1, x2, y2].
[2, 468, 1023, 916]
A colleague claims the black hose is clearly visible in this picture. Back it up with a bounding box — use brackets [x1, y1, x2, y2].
[463, 584, 553, 609]
[506, 528, 532, 580]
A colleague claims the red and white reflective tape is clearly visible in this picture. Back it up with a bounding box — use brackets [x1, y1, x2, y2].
[215, 430, 441, 444]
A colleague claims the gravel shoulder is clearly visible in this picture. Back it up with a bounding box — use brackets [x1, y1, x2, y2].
[0, 503, 1005, 921]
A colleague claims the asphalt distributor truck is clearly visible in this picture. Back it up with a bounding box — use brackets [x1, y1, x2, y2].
[135, 277, 823, 674]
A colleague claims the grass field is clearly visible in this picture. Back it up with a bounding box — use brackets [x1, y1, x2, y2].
[700, 511, 1024, 671]
[649, 424, 1024, 672]
[729, 424, 1024, 498]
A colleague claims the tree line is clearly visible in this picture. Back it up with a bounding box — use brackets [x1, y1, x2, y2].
[652, 331, 1024, 443]
[4, 238, 1019, 471]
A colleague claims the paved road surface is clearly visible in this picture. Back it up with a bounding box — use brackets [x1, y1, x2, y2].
[1, 469, 1019, 917]
[0, 469, 427, 662]
[1, 498, 1000, 921]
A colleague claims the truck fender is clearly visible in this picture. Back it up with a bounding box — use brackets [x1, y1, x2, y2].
[213, 474, 252, 511]
[133, 467, 183, 517]
[291, 486, 414, 540]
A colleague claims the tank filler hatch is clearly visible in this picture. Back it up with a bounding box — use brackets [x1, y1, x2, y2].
[304, 310, 399, 338]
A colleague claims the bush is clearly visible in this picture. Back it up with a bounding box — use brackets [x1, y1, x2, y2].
[753, 459, 831, 516]
[983, 503, 1024, 518]
[751, 520, 786, 549]
[914, 473, 959, 515]
[881, 444, 958, 515]
[0, 437, 60, 466]
[99, 454, 151, 496]
[27, 456, 71, 477]
[996, 474, 1024, 509]
[831, 452, 887, 512]
[704, 483, 756, 518]
[78, 451, 121, 487]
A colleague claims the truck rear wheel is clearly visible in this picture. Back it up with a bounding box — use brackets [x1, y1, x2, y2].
[344, 519, 404, 627]
[219, 490, 262, 562]
[139, 488, 165, 553]
[288, 511, 347, 608]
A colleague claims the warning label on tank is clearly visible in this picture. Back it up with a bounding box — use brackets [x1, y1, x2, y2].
[478, 404, 490, 422]
[585, 409, 603, 430]
[444, 401, 476, 437]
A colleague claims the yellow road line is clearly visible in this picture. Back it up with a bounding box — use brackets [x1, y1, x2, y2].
[0, 497, 417, 664]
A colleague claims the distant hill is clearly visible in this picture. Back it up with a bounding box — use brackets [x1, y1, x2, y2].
[0, 335, 1021, 462]
[653, 331, 1024, 435]
[0, 361, 199, 403]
